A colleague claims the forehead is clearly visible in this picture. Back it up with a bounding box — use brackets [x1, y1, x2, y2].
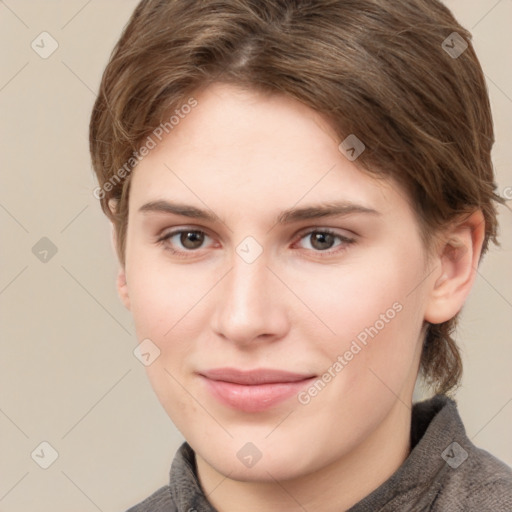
[129, 82, 410, 221]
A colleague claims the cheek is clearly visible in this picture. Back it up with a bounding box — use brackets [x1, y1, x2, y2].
[127, 267, 202, 426]
[126, 251, 202, 340]
[144, 364, 202, 439]
[306, 250, 424, 382]
[303, 265, 403, 339]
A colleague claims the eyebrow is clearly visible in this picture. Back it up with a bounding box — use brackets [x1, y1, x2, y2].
[138, 199, 380, 225]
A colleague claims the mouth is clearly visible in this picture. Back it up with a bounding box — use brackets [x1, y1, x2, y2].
[198, 367, 316, 413]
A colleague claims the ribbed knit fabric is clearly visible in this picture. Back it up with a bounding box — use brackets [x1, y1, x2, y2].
[126, 394, 512, 511]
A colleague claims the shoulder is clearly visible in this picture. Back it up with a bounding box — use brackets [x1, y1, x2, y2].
[433, 437, 512, 511]
[124, 485, 176, 512]
[408, 395, 512, 511]
[123, 442, 210, 512]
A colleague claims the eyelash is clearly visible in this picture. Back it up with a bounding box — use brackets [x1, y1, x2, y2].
[156, 227, 356, 259]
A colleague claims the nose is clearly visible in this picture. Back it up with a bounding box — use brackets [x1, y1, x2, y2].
[210, 249, 289, 347]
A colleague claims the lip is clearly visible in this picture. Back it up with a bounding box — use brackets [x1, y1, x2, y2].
[198, 368, 316, 413]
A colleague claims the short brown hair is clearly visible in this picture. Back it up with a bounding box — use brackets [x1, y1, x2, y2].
[89, 0, 505, 395]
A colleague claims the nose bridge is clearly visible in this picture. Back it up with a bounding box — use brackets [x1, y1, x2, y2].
[227, 245, 271, 311]
[212, 240, 286, 343]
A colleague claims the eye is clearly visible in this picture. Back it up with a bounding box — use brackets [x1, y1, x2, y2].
[295, 229, 355, 256]
[157, 228, 213, 256]
[156, 227, 356, 258]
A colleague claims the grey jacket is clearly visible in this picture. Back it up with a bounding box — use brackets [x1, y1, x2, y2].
[126, 394, 512, 511]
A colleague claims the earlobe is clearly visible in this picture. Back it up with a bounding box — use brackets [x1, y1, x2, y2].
[108, 198, 118, 215]
[117, 267, 131, 310]
[424, 210, 485, 325]
[110, 218, 130, 309]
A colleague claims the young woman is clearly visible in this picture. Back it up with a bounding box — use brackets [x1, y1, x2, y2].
[89, 0, 512, 510]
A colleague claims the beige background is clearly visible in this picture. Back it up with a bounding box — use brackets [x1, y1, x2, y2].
[0, 1, 511, 510]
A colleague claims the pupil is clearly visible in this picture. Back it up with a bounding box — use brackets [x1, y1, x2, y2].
[313, 232, 333, 250]
[183, 231, 203, 248]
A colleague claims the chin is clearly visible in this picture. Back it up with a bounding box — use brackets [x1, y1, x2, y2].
[210, 456, 306, 483]
[194, 435, 321, 483]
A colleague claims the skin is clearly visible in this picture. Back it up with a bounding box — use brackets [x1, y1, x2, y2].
[114, 82, 484, 511]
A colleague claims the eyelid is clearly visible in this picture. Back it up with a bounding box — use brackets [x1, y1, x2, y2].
[294, 225, 356, 240]
[156, 226, 215, 246]
[156, 225, 357, 257]
[157, 224, 355, 240]
[157, 228, 355, 243]
[292, 227, 356, 254]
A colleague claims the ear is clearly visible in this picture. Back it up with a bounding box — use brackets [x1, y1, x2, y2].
[117, 266, 131, 311]
[424, 210, 485, 324]
[108, 200, 131, 311]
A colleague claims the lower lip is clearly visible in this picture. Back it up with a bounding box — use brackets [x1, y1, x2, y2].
[199, 375, 316, 413]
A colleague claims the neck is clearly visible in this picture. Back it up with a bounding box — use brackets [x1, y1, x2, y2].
[196, 398, 412, 512]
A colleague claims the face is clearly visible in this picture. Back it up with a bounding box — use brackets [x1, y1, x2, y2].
[120, 82, 433, 482]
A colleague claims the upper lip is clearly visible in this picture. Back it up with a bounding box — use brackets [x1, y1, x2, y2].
[199, 367, 315, 385]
